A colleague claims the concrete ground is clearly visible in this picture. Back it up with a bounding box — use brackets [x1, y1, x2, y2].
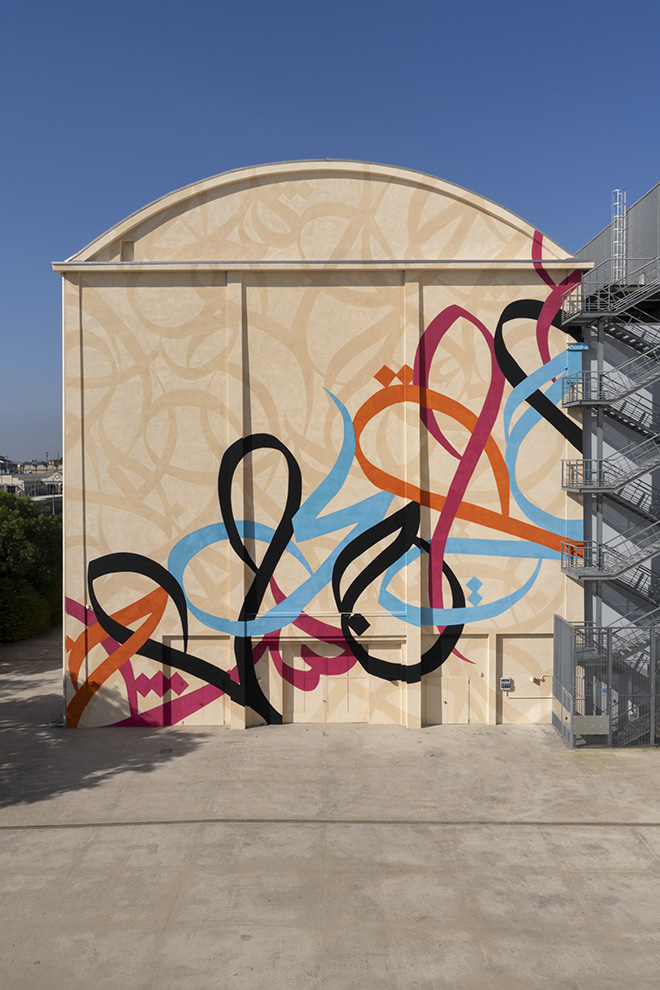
[2, 630, 660, 988]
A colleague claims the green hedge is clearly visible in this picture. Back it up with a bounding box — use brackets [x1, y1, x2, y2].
[0, 492, 62, 641]
[0, 578, 53, 642]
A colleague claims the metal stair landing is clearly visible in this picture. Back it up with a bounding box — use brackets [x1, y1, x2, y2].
[555, 234, 660, 747]
[562, 518, 660, 580]
[562, 258, 660, 325]
[562, 344, 660, 405]
[562, 434, 660, 492]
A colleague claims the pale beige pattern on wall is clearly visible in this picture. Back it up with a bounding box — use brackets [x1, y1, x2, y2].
[242, 272, 405, 621]
[67, 272, 231, 617]
[59, 160, 583, 729]
[76, 162, 569, 266]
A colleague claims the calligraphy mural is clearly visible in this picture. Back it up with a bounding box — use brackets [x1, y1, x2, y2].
[59, 163, 584, 728]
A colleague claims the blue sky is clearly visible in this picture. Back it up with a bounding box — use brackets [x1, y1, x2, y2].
[2, 0, 659, 458]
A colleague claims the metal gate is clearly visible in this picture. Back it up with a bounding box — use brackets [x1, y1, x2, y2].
[553, 615, 576, 745]
[553, 615, 660, 747]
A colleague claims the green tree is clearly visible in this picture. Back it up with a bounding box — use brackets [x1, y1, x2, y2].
[0, 492, 62, 641]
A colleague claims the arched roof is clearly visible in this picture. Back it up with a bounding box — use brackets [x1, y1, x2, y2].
[66, 160, 571, 265]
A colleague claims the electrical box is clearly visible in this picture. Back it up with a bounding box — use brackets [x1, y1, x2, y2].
[499, 676, 512, 691]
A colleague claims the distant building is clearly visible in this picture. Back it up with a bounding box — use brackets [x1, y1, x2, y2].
[0, 470, 63, 498]
[16, 460, 51, 475]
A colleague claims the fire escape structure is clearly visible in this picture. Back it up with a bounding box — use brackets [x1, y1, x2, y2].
[555, 190, 660, 745]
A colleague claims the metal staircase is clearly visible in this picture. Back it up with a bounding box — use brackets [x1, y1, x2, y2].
[561, 518, 660, 582]
[560, 255, 660, 630]
[614, 560, 660, 605]
[561, 419, 660, 616]
[602, 317, 660, 353]
[562, 343, 660, 404]
[574, 612, 658, 668]
[593, 556, 660, 606]
[562, 434, 660, 493]
[569, 609, 660, 746]
[608, 477, 660, 520]
[554, 196, 660, 747]
[606, 392, 660, 436]
[562, 258, 660, 324]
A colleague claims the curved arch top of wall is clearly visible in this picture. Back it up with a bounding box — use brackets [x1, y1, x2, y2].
[67, 160, 570, 265]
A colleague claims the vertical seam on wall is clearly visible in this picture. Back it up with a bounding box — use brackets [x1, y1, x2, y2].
[78, 274, 89, 724]
[61, 275, 68, 724]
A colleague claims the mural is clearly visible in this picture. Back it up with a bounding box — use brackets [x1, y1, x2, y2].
[62, 202, 583, 727]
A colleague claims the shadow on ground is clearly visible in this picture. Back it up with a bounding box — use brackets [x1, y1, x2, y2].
[0, 658, 206, 810]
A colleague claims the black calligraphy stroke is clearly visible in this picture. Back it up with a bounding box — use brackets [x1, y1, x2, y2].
[493, 300, 582, 452]
[217, 433, 303, 724]
[89, 285, 580, 724]
[88, 552, 241, 702]
[87, 440, 468, 723]
[332, 502, 466, 682]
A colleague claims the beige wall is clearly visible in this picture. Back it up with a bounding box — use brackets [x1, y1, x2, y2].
[58, 161, 583, 729]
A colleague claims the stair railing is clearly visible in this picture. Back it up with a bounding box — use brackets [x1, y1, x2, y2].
[604, 318, 660, 353]
[562, 434, 660, 491]
[562, 343, 660, 404]
[562, 258, 660, 321]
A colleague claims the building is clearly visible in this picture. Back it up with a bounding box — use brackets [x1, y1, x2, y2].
[0, 469, 62, 498]
[55, 160, 587, 729]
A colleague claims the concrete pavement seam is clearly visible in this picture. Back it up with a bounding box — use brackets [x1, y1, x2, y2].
[1, 818, 659, 830]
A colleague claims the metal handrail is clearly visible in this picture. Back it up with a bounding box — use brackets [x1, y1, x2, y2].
[562, 258, 660, 320]
[613, 477, 660, 517]
[607, 393, 659, 435]
[562, 343, 660, 404]
[561, 523, 660, 578]
[605, 318, 660, 353]
[609, 604, 660, 628]
[562, 435, 660, 491]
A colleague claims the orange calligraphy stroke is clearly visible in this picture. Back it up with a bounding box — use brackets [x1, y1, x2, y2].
[353, 383, 564, 553]
[66, 587, 168, 728]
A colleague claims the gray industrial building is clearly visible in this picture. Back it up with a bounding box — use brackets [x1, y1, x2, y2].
[554, 183, 660, 747]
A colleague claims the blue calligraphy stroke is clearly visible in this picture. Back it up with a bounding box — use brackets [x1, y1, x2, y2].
[168, 392, 392, 637]
[293, 391, 392, 540]
[168, 375, 568, 636]
[168, 521, 312, 636]
[504, 350, 582, 541]
[379, 550, 543, 626]
[444, 538, 560, 559]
